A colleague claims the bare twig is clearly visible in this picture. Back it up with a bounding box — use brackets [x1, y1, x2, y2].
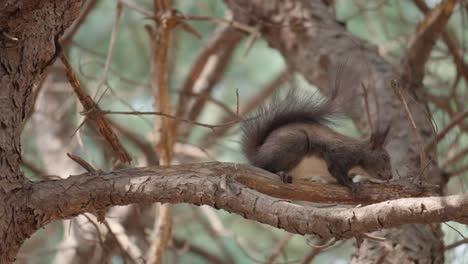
[426, 109, 468, 151]
[60, 53, 132, 163]
[119, 0, 153, 17]
[443, 147, 468, 168]
[102, 220, 139, 264]
[391, 80, 427, 180]
[361, 233, 386, 242]
[82, 214, 107, 252]
[300, 239, 328, 264]
[172, 237, 226, 264]
[445, 238, 468, 250]
[60, 0, 98, 48]
[192, 207, 235, 264]
[361, 83, 374, 132]
[173, 25, 242, 133]
[264, 233, 294, 264]
[201, 69, 290, 147]
[308, 238, 337, 249]
[101, 110, 243, 130]
[179, 26, 243, 139]
[109, 121, 160, 166]
[176, 14, 258, 35]
[93, 2, 123, 98]
[447, 164, 468, 178]
[179, 91, 238, 118]
[66, 153, 96, 172]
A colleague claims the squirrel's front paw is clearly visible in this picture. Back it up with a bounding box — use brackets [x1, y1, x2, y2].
[277, 171, 293, 184]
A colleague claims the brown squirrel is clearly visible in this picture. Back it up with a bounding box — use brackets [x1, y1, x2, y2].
[241, 89, 392, 189]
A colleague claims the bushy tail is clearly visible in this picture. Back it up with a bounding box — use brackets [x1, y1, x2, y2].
[240, 89, 340, 165]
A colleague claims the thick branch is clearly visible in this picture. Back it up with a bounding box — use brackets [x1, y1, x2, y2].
[29, 163, 467, 240]
[413, 0, 468, 86]
[404, 0, 456, 82]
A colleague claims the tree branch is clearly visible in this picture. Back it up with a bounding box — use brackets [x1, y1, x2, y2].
[29, 163, 467, 241]
[403, 0, 457, 82]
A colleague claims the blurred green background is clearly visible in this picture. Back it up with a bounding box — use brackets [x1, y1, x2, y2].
[19, 0, 468, 263]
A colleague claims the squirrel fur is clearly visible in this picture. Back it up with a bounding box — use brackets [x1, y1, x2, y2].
[240, 89, 392, 188]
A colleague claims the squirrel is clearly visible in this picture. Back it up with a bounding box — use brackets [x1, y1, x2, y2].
[240, 88, 393, 190]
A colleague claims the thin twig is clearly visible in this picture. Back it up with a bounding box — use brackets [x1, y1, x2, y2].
[60, 0, 99, 48]
[82, 214, 107, 252]
[361, 82, 374, 132]
[300, 238, 328, 264]
[201, 69, 290, 147]
[443, 147, 468, 168]
[101, 110, 243, 130]
[447, 164, 468, 178]
[179, 91, 238, 118]
[182, 14, 259, 35]
[391, 79, 427, 181]
[362, 233, 386, 242]
[445, 238, 468, 250]
[109, 120, 160, 165]
[426, 109, 468, 151]
[264, 233, 294, 264]
[66, 153, 96, 172]
[103, 220, 139, 264]
[443, 222, 466, 240]
[93, 2, 122, 99]
[60, 53, 132, 163]
[172, 237, 226, 264]
[307, 238, 337, 249]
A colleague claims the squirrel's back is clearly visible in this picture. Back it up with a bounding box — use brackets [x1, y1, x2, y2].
[240, 89, 339, 170]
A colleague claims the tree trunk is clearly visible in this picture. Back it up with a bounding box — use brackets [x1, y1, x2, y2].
[0, 1, 83, 262]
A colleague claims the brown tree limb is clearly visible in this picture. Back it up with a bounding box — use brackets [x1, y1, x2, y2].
[29, 163, 468, 241]
[147, 2, 175, 262]
[426, 109, 468, 151]
[403, 0, 457, 83]
[413, 0, 468, 86]
[175, 24, 243, 139]
[0, 1, 85, 262]
[60, 53, 132, 163]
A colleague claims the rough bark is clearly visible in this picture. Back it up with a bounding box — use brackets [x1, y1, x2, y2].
[223, 0, 445, 263]
[0, 1, 83, 262]
[29, 163, 468, 237]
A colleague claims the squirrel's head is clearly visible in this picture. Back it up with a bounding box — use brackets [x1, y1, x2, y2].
[361, 124, 393, 180]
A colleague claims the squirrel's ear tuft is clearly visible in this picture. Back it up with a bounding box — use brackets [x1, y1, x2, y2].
[370, 123, 391, 149]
